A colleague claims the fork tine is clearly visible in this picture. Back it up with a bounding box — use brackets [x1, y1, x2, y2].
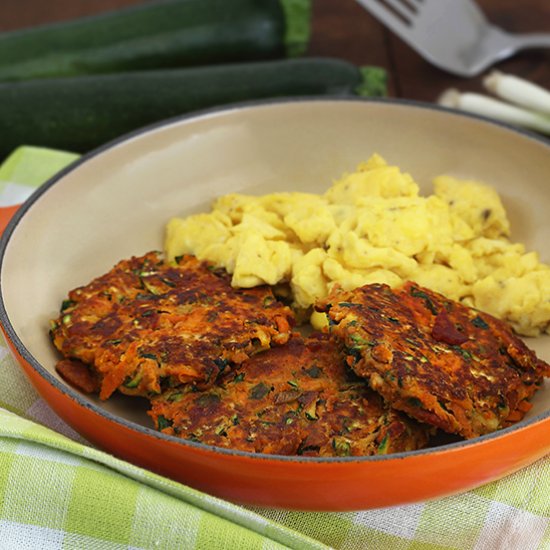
[377, 0, 414, 22]
[399, 0, 420, 10]
[382, 0, 416, 19]
[356, 0, 412, 29]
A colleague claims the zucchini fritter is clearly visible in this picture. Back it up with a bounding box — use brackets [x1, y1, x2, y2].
[317, 282, 550, 439]
[149, 333, 431, 456]
[51, 252, 293, 399]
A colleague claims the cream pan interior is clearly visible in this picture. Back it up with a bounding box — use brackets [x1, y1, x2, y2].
[1, 98, 549, 428]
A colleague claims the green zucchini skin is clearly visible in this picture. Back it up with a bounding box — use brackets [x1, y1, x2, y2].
[0, 58, 368, 157]
[0, 0, 290, 81]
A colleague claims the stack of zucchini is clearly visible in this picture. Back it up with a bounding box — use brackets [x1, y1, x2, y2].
[0, 0, 386, 158]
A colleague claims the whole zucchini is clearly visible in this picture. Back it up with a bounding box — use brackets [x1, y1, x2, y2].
[0, 0, 310, 81]
[0, 58, 386, 158]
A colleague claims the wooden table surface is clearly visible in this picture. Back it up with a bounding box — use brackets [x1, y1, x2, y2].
[1, 0, 549, 104]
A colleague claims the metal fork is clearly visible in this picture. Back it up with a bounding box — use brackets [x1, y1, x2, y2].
[356, 0, 550, 77]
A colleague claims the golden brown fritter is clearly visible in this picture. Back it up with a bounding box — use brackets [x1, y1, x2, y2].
[317, 282, 550, 439]
[50, 252, 293, 399]
[149, 333, 432, 456]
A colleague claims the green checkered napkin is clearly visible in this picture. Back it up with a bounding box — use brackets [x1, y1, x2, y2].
[0, 147, 549, 550]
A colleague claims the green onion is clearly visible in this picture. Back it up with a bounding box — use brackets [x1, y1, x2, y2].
[484, 71, 550, 116]
[141, 277, 163, 295]
[124, 372, 143, 389]
[156, 415, 172, 430]
[304, 400, 318, 421]
[438, 88, 550, 135]
[349, 333, 376, 347]
[160, 277, 176, 288]
[61, 299, 75, 311]
[407, 396, 423, 408]
[471, 315, 489, 329]
[409, 287, 438, 315]
[139, 352, 158, 361]
[332, 437, 351, 457]
[139, 270, 157, 277]
[377, 434, 389, 454]
[215, 424, 228, 436]
[452, 346, 472, 361]
[214, 357, 228, 371]
[167, 392, 183, 402]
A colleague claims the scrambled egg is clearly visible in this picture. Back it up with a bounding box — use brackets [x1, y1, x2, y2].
[165, 154, 550, 337]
